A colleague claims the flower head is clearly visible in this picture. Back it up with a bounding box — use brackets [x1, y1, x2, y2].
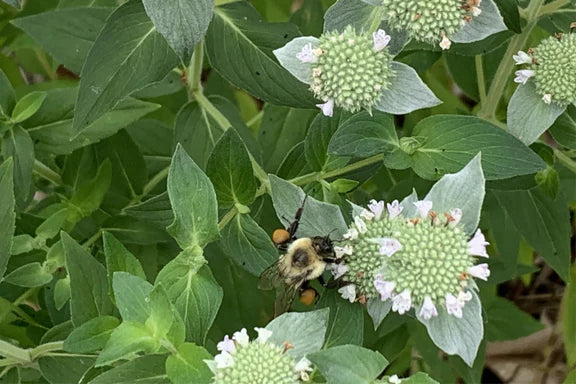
[208, 328, 312, 383]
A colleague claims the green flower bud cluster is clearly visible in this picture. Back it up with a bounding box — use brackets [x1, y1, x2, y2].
[311, 26, 394, 113]
[531, 33, 576, 105]
[379, 0, 479, 47]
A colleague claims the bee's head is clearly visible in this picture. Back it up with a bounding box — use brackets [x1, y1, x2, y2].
[312, 236, 335, 258]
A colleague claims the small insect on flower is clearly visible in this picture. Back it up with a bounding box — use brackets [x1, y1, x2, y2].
[259, 196, 347, 316]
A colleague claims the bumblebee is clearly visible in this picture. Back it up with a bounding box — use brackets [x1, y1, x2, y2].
[259, 196, 339, 316]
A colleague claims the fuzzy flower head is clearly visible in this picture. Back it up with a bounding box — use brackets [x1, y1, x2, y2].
[207, 328, 312, 383]
[380, 0, 483, 49]
[513, 33, 576, 105]
[337, 199, 490, 318]
[300, 25, 394, 115]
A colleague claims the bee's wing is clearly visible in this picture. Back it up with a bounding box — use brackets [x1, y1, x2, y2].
[258, 260, 283, 290]
[274, 281, 300, 317]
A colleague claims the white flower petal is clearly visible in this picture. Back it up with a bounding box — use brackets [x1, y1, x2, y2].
[331, 263, 349, 279]
[217, 335, 236, 353]
[413, 200, 433, 218]
[296, 43, 318, 63]
[369, 237, 402, 257]
[374, 276, 396, 301]
[542, 94, 552, 104]
[373, 29, 391, 51]
[232, 328, 249, 347]
[214, 351, 235, 368]
[439, 35, 452, 50]
[354, 216, 367, 234]
[368, 199, 385, 220]
[389, 374, 402, 384]
[334, 244, 353, 258]
[360, 209, 375, 221]
[468, 229, 489, 257]
[458, 291, 473, 302]
[468, 263, 490, 281]
[338, 285, 356, 303]
[392, 290, 412, 315]
[449, 208, 462, 226]
[418, 296, 438, 320]
[514, 69, 534, 85]
[316, 99, 334, 117]
[295, 357, 313, 372]
[445, 293, 464, 318]
[471, 6, 482, 16]
[254, 327, 273, 343]
[343, 228, 358, 241]
[386, 200, 403, 219]
[513, 50, 532, 65]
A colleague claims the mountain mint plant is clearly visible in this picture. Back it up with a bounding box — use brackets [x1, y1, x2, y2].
[0, 0, 573, 383]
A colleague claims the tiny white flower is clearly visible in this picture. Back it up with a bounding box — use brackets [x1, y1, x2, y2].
[389, 375, 402, 384]
[468, 229, 489, 257]
[296, 43, 318, 63]
[542, 94, 552, 104]
[372, 29, 391, 51]
[232, 328, 249, 347]
[419, 296, 438, 320]
[471, 6, 482, 16]
[354, 216, 368, 234]
[360, 209, 375, 221]
[368, 199, 385, 219]
[338, 284, 356, 303]
[449, 208, 463, 226]
[254, 327, 273, 343]
[214, 351, 235, 368]
[316, 99, 334, 117]
[458, 290, 473, 302]
[334, 244, 353, 258]
[217, 335, 236, 353]
[369, 237, 402, 257]
[374, 276, 396, 301]
[513, 50, 532, 65]
[413, 200, 433, 218]
[392, 289, 412, 314]
[386, 200, 403, 219]
[439, 35, 452, 50]
[445, 293, 464, 318]
[331, 263, 349, 279]
[514, 69, 534, 85]
[295, 357, 313, 373]
[343, 228, 359, 241]
[468, 263, 490, 281]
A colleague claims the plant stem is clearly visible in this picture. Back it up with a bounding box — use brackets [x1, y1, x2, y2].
[477, 0, 545, 120]
[246, 110, 264, 128]
[188, 40, 205, 98]
[289, 154, 384, 186]
[218, 207, 238, 230]
[142, 166, 169, 197]
[33, 160, 62, 185]
[29, 342, 64, 360]
[0, 340, 31, 364]
[555, 150, 576, 173]
[475, 55, 486, 104]
[194, 91, 232, 130]
[539, 0, 571, 15]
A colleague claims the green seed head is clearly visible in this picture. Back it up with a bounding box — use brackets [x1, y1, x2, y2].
[531, 34, 576, 105]
[310, 26, 394, 113]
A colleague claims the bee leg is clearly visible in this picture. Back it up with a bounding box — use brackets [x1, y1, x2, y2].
[323, 276, 349, 289]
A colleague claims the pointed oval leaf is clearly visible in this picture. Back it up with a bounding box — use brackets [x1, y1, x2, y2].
[273, 36, 318, 84]
[0, 159, 15, 281]
[452, 0, 507, 44]
[63, 316, 120, 353]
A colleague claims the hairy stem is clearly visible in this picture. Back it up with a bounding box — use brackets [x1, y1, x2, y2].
[475, 55, 486, 104]
[539, 0, 571, 15]
[188, 40, 205, 98]
[33, 160, 62, 185]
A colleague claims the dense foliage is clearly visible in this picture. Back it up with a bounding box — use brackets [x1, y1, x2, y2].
[0, 0, 575, 383]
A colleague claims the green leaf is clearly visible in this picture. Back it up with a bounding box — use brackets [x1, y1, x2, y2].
[494, 0, 520, 33]
[205, 2, 315, 108]
[146, 284, 174, 340]
[206, 129, 257, 209]
[103, 232, 146, 301]
[0, 69, 15, 117]
[95, 321, 157, 367]
[4, 262, 52, 287]
[273, 36, 318, 84]
[38, 355, 96, 384]
[328, 110, 398, 158]
[424, 154, 485, 236]
[63, 315, 120, 353]
[305, 109, 351, 172]
[113, 272, 153, 323]
[0, 159, 15, 280]
[36, 208, 67, 241]
[54, 276, 71, 311]
[266, 308, 329, 360]
[549, 104, 576, 149]
[220, 213, 278, 276]
[58, 0, 117, 7]
[563, 265, 576, 367]
[411, 115, 546, 180]
[11, 7, 111, 74]
[123, 192, 174, 229]
[167, 145, 219, 249]
[10, 91, 46, 123]
[417, 291, 483, 367]
[155, 248, 223, 345]
[374, 62, 441, 115]
[493, 187, 571, 281]
[451, 0, 507, 43]
[308, 344, 388, 384]
[88, 354, 170, 384]
[402, 372, 440, 384]
[142, 0, 213, 63]
[2, 126, 34, 207]
[165, 343, 213, 384]
[269, 174, 348, 238]
[367, 298, 392, 330]
[507, 82, 566, 145]
[73, 1, 178, 132]
[316, 289, 364, 347]
[484, 296, 544, 342]
[62, 232, 114, 327]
